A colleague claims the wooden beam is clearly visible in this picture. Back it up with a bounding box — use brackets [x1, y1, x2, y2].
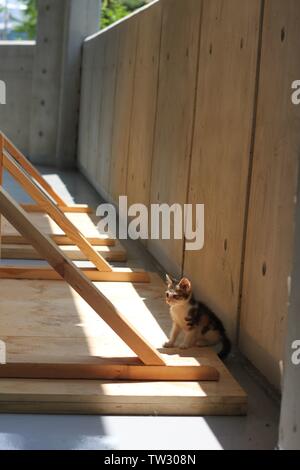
[2, 134, 94, 213]
[3, 133, 66, 206]
[21, 203, 93, 214]
[0, 360, 219, 381]
[1, 234, 114, 246]
[0, 186, 164, 366]
[3, 152, 112, 272]
[0, 265, 150, 282]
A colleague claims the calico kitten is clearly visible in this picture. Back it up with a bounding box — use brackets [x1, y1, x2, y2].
[163, 275, 231, 360]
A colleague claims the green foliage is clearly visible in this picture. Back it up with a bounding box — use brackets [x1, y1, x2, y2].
[14, 0, 37, 40]
[11, 0, 148, 39]
[101, 0, 147, 29]
[122, 0, 147, 12]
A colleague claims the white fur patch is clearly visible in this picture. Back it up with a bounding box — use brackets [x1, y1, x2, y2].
[170, 303, 190, 331]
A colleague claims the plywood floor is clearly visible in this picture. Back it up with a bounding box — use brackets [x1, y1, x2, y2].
[0, 211, 127, 261]
[0, 241, 127, 261]
[1, 212, 107, 241]
[0, 274, 247, 415]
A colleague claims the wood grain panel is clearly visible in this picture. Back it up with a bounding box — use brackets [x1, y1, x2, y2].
[0, 275, 246, 415]
[77, 0, 300, 387]
[127, 2, 162, 208]
[0, 188, 164, 366]
[109, 19, 139, 203]
[78, 39, 96, 173]
[184, 0, 262, 340]
[86, 35, 106, 182]
[95, 29, 120, 197]
[239, 0, 300, 389]
[148, 0, 203, 276]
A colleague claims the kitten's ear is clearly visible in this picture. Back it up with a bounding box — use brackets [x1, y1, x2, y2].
[165, 274, 173, 286]
[179, 277, 192, 293]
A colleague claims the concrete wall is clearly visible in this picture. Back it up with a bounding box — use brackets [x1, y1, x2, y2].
[0, 42, 35, 155]
[29, 0, 66, 166]
[0, 0, 100, 166]
[56, 0, 102, 168]
[30, 0, 101, 168]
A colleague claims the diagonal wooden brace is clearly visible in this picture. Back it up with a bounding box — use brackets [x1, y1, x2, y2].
[0, 186, 165, 366]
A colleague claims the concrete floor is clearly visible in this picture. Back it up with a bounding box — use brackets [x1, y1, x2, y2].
[0, 167, 280, 450]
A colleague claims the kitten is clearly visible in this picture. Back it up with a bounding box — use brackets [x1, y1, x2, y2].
[163, 275, 231, 360]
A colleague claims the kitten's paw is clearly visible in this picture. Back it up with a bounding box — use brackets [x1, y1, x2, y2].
[179, 343, 189, 350]
[163, 341, 174, 348]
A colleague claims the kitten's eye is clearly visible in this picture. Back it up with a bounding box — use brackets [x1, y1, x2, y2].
[166, 292, 170, 298]
[173, 294, 180, 300]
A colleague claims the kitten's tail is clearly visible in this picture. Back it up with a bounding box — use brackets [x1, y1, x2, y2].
[218, 333, 231, 360]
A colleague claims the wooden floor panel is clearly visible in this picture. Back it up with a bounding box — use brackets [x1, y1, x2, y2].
[0, 274, 247, 415]
[0, 241, 127, 261]
[0, 212, 113, 245]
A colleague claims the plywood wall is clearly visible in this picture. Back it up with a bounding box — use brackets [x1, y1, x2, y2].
[126, 3, 162, 208]
[78, 0, 300, 389]
[109, 18, 139, 202]
[86, 35, 105, 181]
[184, 0, 262, 339]
[78, 37, 98, 175]
[79, 28, 120, 198]
[148, 0, 203, 276]
[239, 0, 300, 389]
[96, 29, 120, 197]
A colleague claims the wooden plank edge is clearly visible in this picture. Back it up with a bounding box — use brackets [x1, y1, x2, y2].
[0, 266, 150, 282]
[0, 245, 128, 262]
[1, 235, 115, 247]
[0, 401, 248, 416]
[3, 152, 113, 272]
[0, 186, 164, 366]
[3, 135, 66, 207]
[21, 204, 93, 214]
[0, 363, 220, 381]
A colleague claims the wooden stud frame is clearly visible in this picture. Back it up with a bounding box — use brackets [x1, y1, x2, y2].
[3, 133, 92, 213]
[0, 360, 219, 382]
[0, 185, 219, 381]
[0, 132, 149, 283]
[1, 132, 115, 247]
[0, 265, 150, 283]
